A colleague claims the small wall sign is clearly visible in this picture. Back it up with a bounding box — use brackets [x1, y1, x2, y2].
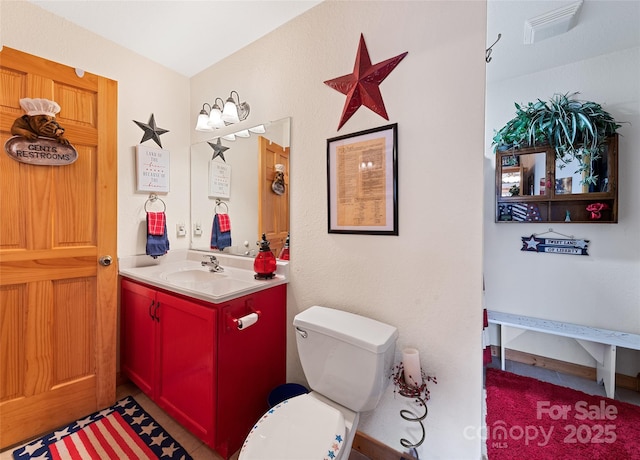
[209, 161, 231, 198]
[4, 136, 77, 165]
[136, 144, 170, 192]
[521, 234, 589, 256]
[4, 97, 77, 166]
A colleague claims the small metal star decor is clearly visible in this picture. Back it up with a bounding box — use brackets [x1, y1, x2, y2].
[324, 33, 408, 130]
[208, 138, 229, 162]
[133, 113, 169, 148]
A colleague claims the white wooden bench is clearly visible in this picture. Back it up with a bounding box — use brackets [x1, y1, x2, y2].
[488, 310, 640, 399]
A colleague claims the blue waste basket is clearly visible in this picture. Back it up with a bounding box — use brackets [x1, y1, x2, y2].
[268, 383, 308, 407]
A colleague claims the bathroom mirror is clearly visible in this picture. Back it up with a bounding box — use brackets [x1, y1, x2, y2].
[554, 152, 611, 194]
[190, 117, 290, 257]
[499, 151, 546, 197]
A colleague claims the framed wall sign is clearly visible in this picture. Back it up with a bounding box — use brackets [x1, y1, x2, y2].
[209, 160, 231, 198]
[327, 123, 398, 235]
[136, 144, 170, 192]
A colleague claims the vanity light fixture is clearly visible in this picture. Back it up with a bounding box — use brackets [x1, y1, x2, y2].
[222, 91, 250, 124]
[195, 104, 214, 132]
[195, 91, 250, 132]
[207, 98, 226, 129]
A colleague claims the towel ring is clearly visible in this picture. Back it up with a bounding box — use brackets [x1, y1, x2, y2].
[145, 193, 166, 212]
[215, 199, 229, 214]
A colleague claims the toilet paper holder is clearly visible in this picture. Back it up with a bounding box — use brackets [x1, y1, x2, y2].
[225, 308, 261, 331]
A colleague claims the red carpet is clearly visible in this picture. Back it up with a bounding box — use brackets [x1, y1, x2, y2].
[485, 368, 640, 460]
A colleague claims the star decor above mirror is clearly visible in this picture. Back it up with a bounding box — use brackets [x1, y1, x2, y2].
[324, 33, 408, 130]
[208, 138, 229, 162]
[133, 113, 169, 148]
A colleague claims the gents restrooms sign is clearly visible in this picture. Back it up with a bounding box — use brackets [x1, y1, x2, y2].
[4, 98, 77, 166]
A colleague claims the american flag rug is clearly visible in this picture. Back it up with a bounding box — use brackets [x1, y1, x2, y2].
[12, 396, 192, 460]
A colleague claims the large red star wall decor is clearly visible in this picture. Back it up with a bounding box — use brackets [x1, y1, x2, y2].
[324, 34, 408, 130]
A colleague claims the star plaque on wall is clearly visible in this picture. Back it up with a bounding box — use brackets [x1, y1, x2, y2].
[324, 34, 408, 130]
[208, 138, 229, 162]
[133, 113, 169, 148]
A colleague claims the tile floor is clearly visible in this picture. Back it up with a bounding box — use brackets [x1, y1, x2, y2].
[3, 363, 637, 460]
[0, 381, 372, 460]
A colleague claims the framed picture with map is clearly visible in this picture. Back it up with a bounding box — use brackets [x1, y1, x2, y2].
[327, 124, 398, 235]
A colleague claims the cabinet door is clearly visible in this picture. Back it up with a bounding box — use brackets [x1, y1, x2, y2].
[215, 285, 287, 458]
[120, 279, 157, 396]
[155, 291, 216, 445]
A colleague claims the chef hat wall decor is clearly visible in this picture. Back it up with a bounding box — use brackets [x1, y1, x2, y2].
[133, 113, 171, 193]
[272, 164, 286, 195]
[4, 98, 78, 165]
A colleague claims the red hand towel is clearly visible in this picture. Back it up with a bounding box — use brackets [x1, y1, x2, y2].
[217, 213, 231, 232]
[147, 212, 166, 236]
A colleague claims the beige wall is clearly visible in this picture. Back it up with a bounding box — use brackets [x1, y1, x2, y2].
[192, 2, 486, 456]
[3, 0, 487, 457]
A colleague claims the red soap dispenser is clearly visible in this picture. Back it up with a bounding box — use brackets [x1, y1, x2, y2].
[278, 233, 290, 260]
[254, 233, 277, 279]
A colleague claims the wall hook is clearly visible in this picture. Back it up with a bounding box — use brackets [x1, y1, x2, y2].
[486, 33, 502, 63]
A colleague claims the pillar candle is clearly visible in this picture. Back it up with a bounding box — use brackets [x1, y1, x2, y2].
[402, 347, 423, 387]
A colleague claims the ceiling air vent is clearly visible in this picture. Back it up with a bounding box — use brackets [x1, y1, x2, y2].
[524, 0, 583, 45]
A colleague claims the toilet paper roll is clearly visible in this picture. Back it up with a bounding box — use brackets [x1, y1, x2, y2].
[237, 312, 259, 330]
[402, 347, 423, 388]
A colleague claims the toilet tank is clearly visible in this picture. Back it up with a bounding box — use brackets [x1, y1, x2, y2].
[293, 306, 398, 412]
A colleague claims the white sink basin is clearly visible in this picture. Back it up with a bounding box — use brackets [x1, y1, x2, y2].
[160, 268, 227, 283]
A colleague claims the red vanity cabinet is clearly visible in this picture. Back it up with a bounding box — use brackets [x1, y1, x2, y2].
[120, 279, 216, 443]
[120, 278, 286, 459]
[214, 284, 286, 458]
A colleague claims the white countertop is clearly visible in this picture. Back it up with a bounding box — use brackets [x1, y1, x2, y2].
[119, 249, 288, 303]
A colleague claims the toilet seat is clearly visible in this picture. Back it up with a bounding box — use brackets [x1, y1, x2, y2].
[240, 393, 346, 460]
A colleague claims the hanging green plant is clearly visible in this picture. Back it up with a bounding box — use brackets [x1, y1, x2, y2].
[492, 92, 623, 185]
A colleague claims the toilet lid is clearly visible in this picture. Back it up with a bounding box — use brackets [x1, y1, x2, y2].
[240, 393, 346, 460]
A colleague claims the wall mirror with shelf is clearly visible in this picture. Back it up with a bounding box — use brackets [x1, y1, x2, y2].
[190, 117, 290, 257]
[499, 151, 546, 198]
[495, 136, 618, 223]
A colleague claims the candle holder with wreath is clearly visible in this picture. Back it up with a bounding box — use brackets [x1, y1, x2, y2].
[390, 360, 437, 450]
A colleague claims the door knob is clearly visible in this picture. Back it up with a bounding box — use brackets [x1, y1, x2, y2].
[99, 255, 113, 266]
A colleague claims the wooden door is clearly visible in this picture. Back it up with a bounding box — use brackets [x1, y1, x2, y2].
[258, 136, 289, 257]
[0, 47, 117, 448]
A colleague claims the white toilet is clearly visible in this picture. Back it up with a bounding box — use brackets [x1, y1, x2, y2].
[239, 305, 398, 460]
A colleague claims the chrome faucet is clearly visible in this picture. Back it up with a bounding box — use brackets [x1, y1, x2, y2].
[201, 255, 224, 272]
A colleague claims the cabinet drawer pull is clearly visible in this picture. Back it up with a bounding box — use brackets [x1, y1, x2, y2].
[148, 300, 155, 320]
